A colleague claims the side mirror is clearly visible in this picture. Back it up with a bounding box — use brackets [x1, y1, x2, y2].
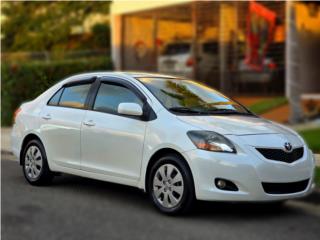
[118, 103, 143, 116]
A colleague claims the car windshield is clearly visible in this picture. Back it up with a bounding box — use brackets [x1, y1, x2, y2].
[138, 77, 251, 115]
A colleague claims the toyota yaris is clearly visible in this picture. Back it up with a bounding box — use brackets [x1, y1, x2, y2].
[12, 72, 315, 214]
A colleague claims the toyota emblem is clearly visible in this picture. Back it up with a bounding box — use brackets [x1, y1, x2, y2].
[284, 142, 293, 152]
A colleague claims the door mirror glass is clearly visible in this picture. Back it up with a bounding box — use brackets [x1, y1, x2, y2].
[118, 103, 143, 116]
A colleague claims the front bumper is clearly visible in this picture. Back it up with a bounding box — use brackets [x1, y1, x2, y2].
[184, 146, 315, 202]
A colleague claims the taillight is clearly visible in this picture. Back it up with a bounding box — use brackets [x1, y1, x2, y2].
[186, 57, 194, 67]
[13, 107, 21, 122]
[268, 62, 277, 70]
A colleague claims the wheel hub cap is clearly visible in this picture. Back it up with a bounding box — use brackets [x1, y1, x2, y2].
[153, 164, 184, 208]
[25, 146, 43, 180]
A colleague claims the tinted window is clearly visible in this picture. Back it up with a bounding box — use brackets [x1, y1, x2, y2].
[163, 43, 191, 55]
[59, 84, 91, 109]
[48, 88, 63, 106]
[93, 83, 143, 114]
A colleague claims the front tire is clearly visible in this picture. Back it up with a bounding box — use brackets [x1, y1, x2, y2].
[148, 153, 195, 215]
[22, 139, 54, 185]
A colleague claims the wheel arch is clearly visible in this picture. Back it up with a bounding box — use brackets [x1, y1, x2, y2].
[19, 133, 44, 165]
[144, 148, 195, 194]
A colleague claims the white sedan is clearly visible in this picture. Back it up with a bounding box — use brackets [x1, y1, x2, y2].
[12, 72, 315, 214]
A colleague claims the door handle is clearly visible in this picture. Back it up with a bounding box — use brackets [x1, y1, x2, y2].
[42, 114, 51, 120]
[83, 120, 95, 127]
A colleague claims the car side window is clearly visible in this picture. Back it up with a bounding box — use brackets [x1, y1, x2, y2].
[48, 88, 63, 106]
[93, 83, 143, 114]
[59, 84, 91, 109]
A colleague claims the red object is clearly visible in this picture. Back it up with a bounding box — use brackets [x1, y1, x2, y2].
[245, 1, 276, 71]
[186, 57, 194, 67]
[155, 38, 163, 47]
[268, 62, 277, 70]
[134, 40, 145, 48]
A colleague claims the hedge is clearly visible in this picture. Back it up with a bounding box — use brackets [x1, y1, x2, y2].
[1, 57, 113, 126]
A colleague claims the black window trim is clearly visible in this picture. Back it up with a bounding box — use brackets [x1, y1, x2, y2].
[47, 87, 64, 107]
[46, 76, 97, 110]
[88, 76, 156, 121]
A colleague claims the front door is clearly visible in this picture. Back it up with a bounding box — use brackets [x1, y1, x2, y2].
[81, 81, 147, 182]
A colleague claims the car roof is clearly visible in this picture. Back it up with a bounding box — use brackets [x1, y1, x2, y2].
[120, 72, 179, 79]
[63, 71, 180, 84]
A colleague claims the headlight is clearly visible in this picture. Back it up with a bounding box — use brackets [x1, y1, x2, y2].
[187, 131, 236, 153]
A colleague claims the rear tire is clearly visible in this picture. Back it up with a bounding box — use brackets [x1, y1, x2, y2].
[147, 153, 195, 215]
[22, 139, 54, 185]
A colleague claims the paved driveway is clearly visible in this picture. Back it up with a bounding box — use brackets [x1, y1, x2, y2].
[2, 153, 320, 240]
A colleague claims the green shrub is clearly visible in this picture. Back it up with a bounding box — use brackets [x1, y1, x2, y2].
[298, 128, 320, 153]
[1, 57, 113, 126]
[316, 167, 320, 188]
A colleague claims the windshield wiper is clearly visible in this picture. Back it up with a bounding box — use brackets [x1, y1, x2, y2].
[203, 108, 253, 115]
[169, 107, 254, 116]
[168, 107, 205, 114]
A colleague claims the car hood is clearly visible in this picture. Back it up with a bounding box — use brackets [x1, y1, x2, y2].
[177, 115, 295, 136]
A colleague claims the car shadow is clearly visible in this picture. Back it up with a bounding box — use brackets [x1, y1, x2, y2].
[50, 173, 312, 220]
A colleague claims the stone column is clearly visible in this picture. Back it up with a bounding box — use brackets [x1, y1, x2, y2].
[286, 2, 304, 123]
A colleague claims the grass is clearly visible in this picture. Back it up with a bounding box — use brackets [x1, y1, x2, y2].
[299, 129, 320, 188]
[248, 97, 288, 115]
[315, 167, 320, 188]
[298, 128, 320, 153]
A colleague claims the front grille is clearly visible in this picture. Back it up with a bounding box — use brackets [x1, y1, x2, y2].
[256, 147, 304, 163]
[262, 179, 309, 194]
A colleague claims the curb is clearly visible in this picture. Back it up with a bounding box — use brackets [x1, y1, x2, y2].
[1, 150, 13, 156]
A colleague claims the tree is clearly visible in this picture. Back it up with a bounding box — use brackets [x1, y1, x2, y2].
[91, 23, 110, 49]
[1, 1, 110, 52]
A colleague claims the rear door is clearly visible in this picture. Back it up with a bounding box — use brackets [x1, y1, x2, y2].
[39, 78, 95, 169]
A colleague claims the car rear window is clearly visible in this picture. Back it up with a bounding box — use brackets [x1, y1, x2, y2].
[163, 43, 191, 55]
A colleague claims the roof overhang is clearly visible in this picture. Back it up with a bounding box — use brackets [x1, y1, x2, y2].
[111, 0, 192, 15]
